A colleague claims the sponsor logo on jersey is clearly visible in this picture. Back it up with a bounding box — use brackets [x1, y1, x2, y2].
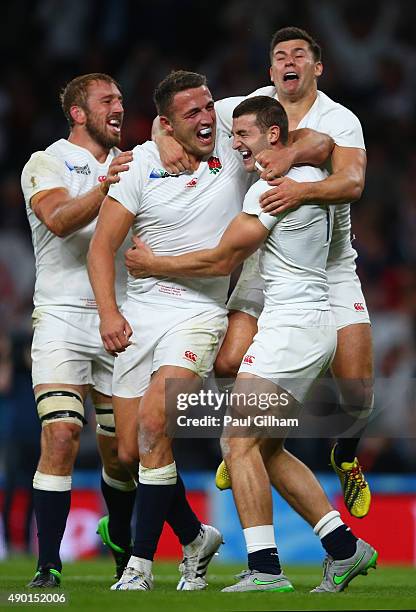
[354, 302, 365, 311]
[186, 178, 198, 188]
[184, 350, 198, 363]
[243, 354, 255, 365]
[98, 175, 107, 183]
[65, 161, 91, 175]
[149, 167, 180, 179]
[31, 176, 37, 188]
[207, 156, 222, 175]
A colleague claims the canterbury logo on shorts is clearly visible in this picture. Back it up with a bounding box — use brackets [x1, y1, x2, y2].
[184, 350, 198, 363]
[243, 354, 255, 365]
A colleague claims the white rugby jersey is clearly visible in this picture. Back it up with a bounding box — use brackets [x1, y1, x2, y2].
[21, 139, 127, 311]
[243, 164, 335, 311]
[215, 88, 365, 266]
[109, 133, 250, 309]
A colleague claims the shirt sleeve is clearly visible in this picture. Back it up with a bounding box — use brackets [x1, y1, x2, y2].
[108, 150, 142, 215]
[242, 180, 278, 230]
[322, 105, 365, 149]
[21, 151, 67, 204]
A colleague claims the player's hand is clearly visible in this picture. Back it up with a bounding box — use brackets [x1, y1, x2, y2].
[259, 177, 307, 215]
[156, 133, 192, 175]
[255, 147, 296, 181]
[124, 236, 156, 278]
[99, 309, 133, 356]
[101, 151, 133, 194]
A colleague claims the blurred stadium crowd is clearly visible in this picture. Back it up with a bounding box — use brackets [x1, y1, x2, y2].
[0, 0, 415, 516]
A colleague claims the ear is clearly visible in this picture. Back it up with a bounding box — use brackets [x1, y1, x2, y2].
[159, 115, 174, 135]
[315, 62, 323, 78]
[267, 125, 280, 145]
[70, 105, 87, 126]
[269, 65, 273, 83]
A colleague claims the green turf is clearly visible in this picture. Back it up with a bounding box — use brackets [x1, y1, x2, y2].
[0, 557, 415, 611]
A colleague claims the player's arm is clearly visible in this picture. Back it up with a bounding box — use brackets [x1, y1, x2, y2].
[87, 197, 135, 355]
[256, 128, 334, 181]
[259, 145, 366, 214]
[125, 213, 268, 279]
[31, 151, 132, 237]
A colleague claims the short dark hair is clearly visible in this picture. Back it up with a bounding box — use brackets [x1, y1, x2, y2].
[153, 70, 208, 117]
[233, 96, 289, 145]
[60, 73, 120, 128]
[270, 26, 321, 62]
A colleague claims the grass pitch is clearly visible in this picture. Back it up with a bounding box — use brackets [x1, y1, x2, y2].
[0, 557, 415, 611]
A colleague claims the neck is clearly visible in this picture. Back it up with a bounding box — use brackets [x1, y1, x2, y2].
[68, 128, 110, 163]
[278, 87, 318, 131]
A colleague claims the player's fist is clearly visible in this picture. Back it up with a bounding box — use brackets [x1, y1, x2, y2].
[124, 236, 155, 278]
[99, 309, 133, 356]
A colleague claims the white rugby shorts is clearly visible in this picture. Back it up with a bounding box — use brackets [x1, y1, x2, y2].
[112, 300, 228, 398]
[31, 308, 114, 395]
[238, 309, 337, 403]
[227, 249, 370, 330]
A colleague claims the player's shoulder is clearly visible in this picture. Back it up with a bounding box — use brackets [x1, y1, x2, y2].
[130, 140, 157, 165]
[21, 147, 66, 177]
[316, 90, 361, 124]
[247, 86, 277, 99]
[287, 165, 327, 183]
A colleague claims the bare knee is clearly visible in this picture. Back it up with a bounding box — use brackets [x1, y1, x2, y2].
[41, 423, 80, 471]
[98, 435, 131, 480]
[215, 351, 240, 378]
[117, 445, 139, 476]
[139, 412, 166, 455]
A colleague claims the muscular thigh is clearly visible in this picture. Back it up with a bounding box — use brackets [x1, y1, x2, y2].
[332, 323, 373, 379]
[215, 311, 258, 377]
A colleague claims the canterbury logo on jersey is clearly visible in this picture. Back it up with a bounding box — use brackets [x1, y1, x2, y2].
[149, 167, 180, 179]
[65, 161, 91, 175]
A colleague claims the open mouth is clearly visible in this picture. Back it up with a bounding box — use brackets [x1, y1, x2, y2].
[283, 72, 299, 82]
[197, 127, 213, 142]
[239, 149, 252, 162]
[107, 116, 122, 133]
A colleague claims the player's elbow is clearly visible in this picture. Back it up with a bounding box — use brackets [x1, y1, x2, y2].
[349, 178, 364, 202]
[316, 134, 335, 165]
[44, 218, 70, 238]
[214, 259, 234, 276]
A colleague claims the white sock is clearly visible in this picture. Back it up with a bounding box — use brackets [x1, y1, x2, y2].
[313, 510, 344, 539]
[127, 555, 152, 575]
[138, 461, 177, 485]
[243, 525, 276, 553]
[102, 468, 136, 492]
[33, 471, 71, 491]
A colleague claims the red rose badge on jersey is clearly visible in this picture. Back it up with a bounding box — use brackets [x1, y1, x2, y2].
[207, 156, 222, 175]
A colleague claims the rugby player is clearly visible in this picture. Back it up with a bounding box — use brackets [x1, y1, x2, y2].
[88, 69, 333, 591]
[157, 27, 373, 519]
[126, 95, 378, 593]
[21, 74, 136, 587]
